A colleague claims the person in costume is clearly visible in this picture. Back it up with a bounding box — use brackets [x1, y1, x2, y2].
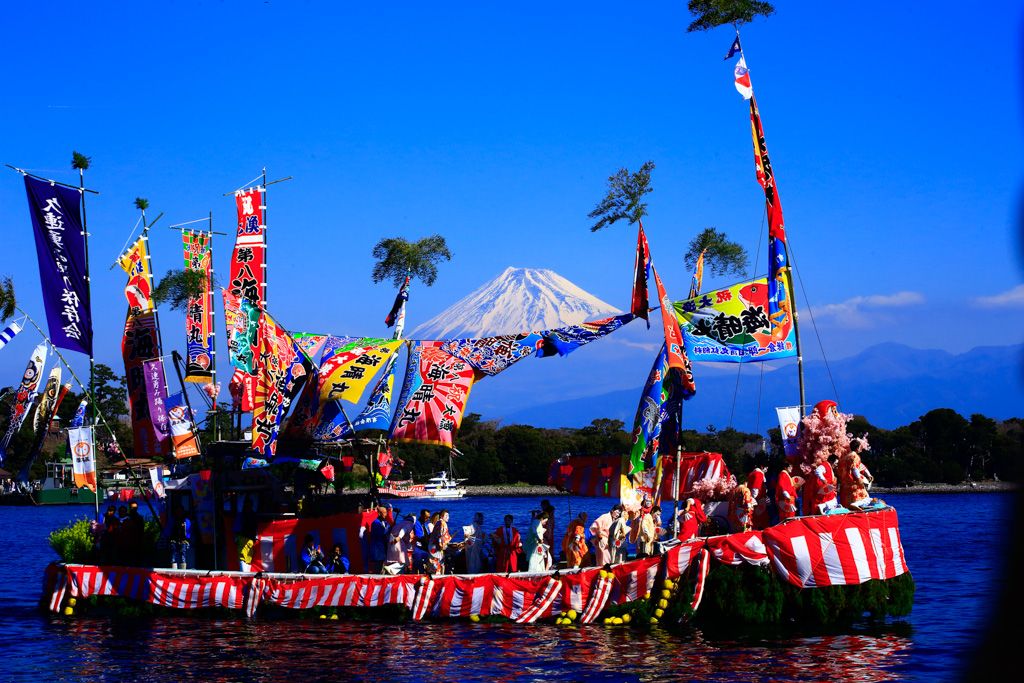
[527, 512, 552, 572]
[839, 451, 873, 509]
[634, 505, 658, 558]
[300, 534, 327, 574]
[369, 506, 390, 573]
[590, 505, 623, 566]
[562, 514, 590, 568]
[608, 507, 631, 564]
[427, 509, 452, 575]
[492, 514, 523, 573]
[814, 456, 839, 513]
[776, 460, 799, 521]
[728, 484, 756, 532]
[463, 512, 490, 574]
[746, 464, 770, 529]
[387, 512, 417, 571]
[677, 498, 706, 541]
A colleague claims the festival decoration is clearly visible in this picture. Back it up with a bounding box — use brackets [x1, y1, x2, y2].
[253, 311, 313, 457]
[0, 343, 47, 464]
[318, 338, 401, 404]
[0, 320, 23, 352]
[385, 275, 410, 337]
[352, 353, 399, 432]
[69, 426, 96, 491]
[33, 367, 62, 434]
[24, 176, 92, 355]
[631, 224, 651, 325]
[223, 291, 261, 410]
[182, 230, 214, 382]
[675, 278, 796, 362]
[166, 392, 200, 459]
[389, 341, 477, 447]
[440, 332, 543, 376]
[536, 314, 636, 358]
[142, 358, 170, 449]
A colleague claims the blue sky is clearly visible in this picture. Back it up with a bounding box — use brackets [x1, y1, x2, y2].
[1, 1, 1021, 393]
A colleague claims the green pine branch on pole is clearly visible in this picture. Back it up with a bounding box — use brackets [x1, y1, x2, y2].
[685, 227, 749, 278]
[686, 0, 775, 32]
[134, 197, 150, 211]
[71, 151, 91, 171]
[371, 235, 452, 287]
[0, 277, 16, 321]
[588, 161, 655, 232]
[153, 269, 207, 311]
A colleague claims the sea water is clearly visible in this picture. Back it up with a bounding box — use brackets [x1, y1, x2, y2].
[0, 492, 1012, 682]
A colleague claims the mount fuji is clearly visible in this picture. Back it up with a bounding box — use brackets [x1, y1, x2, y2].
[411, 267, 622, 339]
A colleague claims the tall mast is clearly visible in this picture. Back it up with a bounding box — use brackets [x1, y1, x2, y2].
[209, 210, 220, 441]
[74, 155, 96, 432]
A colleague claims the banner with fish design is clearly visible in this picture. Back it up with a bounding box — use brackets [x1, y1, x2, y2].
[318, 338, 401, 404]
[440, 332, 543, 376]
[674, 278, 796, 363]
[625, 344, 679, 477]
[32, 367, 62, 434]
[536, 313, 635, 358]
[182, 230, 214, 382]
[224, 291, 261, 410]
[253, 312, 313, 457]
[166, 392, 201, 459]
[352, 353, 399, 431]
[389, 341, 476, 447]
[0, 342, 48, 464]
[24, 176, 92, 355]
[118, 237, 155, 314]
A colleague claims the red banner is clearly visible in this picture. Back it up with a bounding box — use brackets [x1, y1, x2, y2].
[183, 230, 214, 382]
[390, 341, 476, 447]
[749, 97, 786, 242]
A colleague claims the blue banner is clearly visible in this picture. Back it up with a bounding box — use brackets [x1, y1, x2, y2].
[352, 353, 398, 431]
[24, 176, 92, 355]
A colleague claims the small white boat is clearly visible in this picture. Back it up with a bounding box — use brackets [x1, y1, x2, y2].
[422, 471, 467, 498]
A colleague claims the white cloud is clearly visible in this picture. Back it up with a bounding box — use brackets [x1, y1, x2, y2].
[813, 291, 925, 328]
[974, 284, 1024, 308]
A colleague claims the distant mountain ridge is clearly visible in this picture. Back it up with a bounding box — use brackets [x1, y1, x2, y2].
[411, 267, 620, 339]
[483, 342, 1024, 432]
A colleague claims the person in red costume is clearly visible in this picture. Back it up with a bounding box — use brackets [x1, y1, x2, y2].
[776, 460, 799, 521]
[814, 456, 839, 513]
[491, 514, 523, 572]
[746, 464, 770, 529]
[677, 498, 706, 541]
[729, 484, 756, 532]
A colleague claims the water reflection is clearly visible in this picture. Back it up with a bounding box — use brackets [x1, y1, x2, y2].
[44, 615, 911, 683]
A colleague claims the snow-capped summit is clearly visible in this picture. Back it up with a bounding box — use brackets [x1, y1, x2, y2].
[411, 267, 621, 339]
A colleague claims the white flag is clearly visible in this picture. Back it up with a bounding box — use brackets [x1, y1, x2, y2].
[734, 55, 753, 99]
[776, 406, 801, 458]
[69, 426, 96, 492]
[0, 321, 22, 351]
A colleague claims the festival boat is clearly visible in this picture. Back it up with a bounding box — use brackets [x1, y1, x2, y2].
[29, 30, 913, 628]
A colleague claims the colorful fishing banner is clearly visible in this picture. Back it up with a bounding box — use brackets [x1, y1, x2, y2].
[69, 397, 88, 429]
[0, 343, 48, 464]
[118, 237, 155, 314]
[440, 332, 543, 376]
[0, 320, 23, 351]
[122, 312, 168, 458]
[389, 341, 477, 447]
[142, 358, 170, 448]
[253, 312, 313, 457]
[293, 332, 329, 361]
[318, 338, 401, 404]
[69, 426, 96, 492]
[312, 400, 354, 442]
[688, 250, 706, 300]
[166, 392, 200, 459]
[776, 406, 802, 459]
[631, 223, 652, 326]
[651, 265, 696, 398]
[230, 188, 266, 305]
[149, 465, 166, 498]
[674, 278, 796, 362]
[352, 353, 398, 431]
[536, 313, 636, 358]
[224, 291, 261, 410]
[24, 176, 92, 355]
[625, 344, 673, 476]
[183, 230, 214, 382]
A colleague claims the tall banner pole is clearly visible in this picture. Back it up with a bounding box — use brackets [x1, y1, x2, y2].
[209, 210, 220, 442]
[77, 163, 96, 439]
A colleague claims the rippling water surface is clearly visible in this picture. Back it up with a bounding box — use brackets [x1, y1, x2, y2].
[0, 492, 1012, 682]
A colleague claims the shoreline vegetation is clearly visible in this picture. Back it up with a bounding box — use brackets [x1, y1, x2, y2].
[459, 480, 1019, 497]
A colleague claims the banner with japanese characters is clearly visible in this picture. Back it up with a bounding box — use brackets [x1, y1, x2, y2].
[253, 312, 312, 457]
[318, 338, 402, 404]
[389, 341, 477, 447]
[674, 277, 796, 363]
[122, 312, 169, 458]
[24, 176, 92, 355]
[142, 358, 171, 449]
[224, 290, 261, 410]
[182, 230, 214, 382]
[230, 188, 265, 305]
[166, 392, 200, 459]
[70, 426, 96, 492]
[118, 237, 155, 314]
